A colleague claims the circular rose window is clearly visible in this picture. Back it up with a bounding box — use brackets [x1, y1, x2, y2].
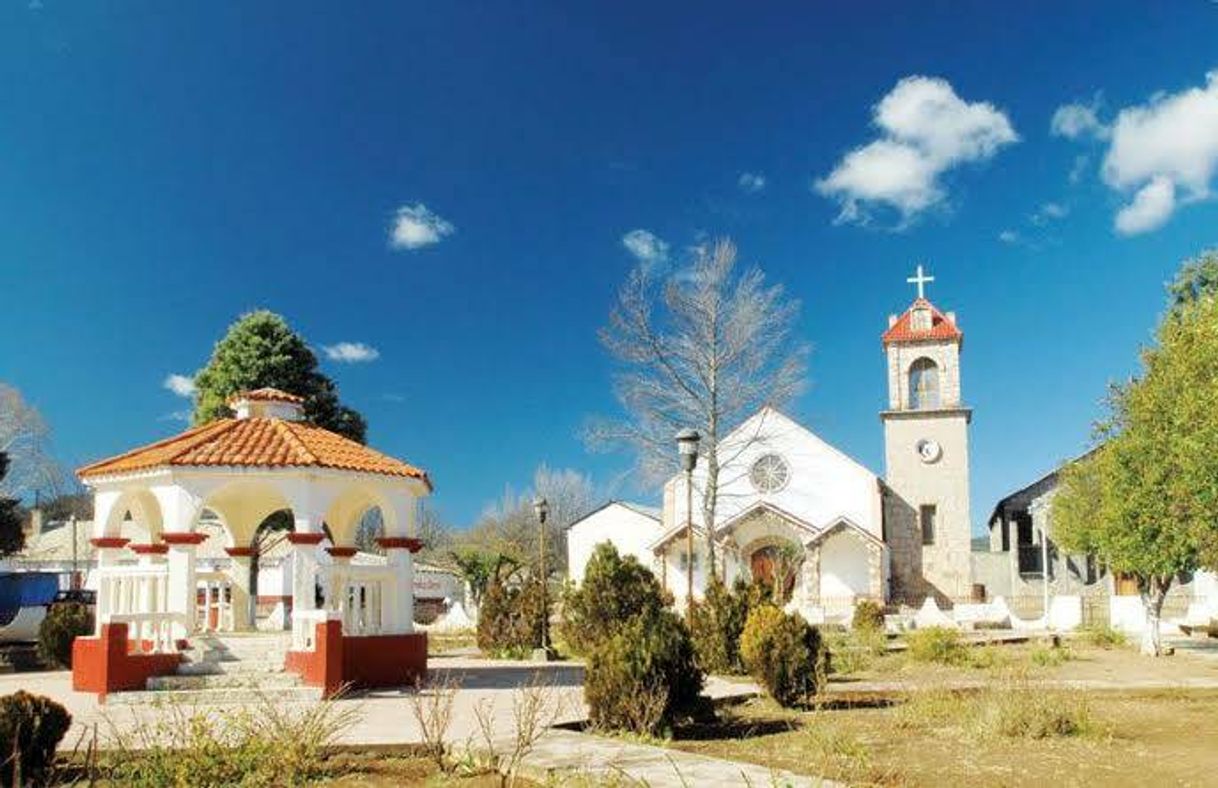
[749, 453, 790, 493]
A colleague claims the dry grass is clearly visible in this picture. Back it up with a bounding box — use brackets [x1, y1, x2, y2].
[668, 681, 1218, 787]
[89, 691, 362, 787]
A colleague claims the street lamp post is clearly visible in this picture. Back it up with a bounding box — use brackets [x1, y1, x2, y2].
[532, 496, 552, 660]
[676, 429, 701, 618]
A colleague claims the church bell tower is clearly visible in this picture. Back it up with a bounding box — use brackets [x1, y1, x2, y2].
[881, 265, 973, 601]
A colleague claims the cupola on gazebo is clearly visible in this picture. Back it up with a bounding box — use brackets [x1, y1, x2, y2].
[71, 387, 431, 698]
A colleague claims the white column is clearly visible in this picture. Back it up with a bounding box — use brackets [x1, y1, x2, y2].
[378, 538, 419, 634]
[288, 532, 324, 617]
[225, 548, 256, 631]
[163, 533, 206, 639]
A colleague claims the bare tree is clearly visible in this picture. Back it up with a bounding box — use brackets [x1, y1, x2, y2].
[0, 383, 67, 500]
[587, 239, 808, 576]
[459, 465, 597, 578]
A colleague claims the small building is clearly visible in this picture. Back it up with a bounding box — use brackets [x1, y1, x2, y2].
[978, 455, 1217, 627]
[566, 501, 663, 584]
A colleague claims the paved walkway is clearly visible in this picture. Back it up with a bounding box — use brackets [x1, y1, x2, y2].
[513, 728, 837, 787]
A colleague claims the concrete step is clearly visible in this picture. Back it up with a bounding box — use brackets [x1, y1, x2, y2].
[176, 659, 287, 676]
[147, 672, 303, 691]
[105, 685, 324, 706]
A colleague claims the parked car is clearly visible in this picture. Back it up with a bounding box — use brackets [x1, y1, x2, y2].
[50, 589, 96, 608]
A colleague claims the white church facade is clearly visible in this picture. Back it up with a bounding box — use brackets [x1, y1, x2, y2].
[567, 267, 974, 621]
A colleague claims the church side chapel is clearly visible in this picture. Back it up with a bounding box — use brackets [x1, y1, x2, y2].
[566, 266, 974, 622]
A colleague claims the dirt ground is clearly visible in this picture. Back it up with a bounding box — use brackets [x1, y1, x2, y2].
[843, 637, 1218, 687]
[668, 640, 1218, 787]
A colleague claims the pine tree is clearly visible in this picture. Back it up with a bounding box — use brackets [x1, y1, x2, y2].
[0, 453, 27, 556]
[192, 311, 367, 443]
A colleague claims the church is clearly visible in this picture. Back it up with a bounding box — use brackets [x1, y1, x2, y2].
[566, 266, 974, 622]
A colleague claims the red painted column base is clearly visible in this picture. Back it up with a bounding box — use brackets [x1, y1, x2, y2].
[284, 621, 428, 698]
[71, 623, 182, 701]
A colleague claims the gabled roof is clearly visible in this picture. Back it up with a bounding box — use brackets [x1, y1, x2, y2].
[565, 500, 661, 532]
[77, 417, 431, 488]
[717, 406, 881, 482]
[987, 447, 1101, 528]
[882, 298, 963, 345]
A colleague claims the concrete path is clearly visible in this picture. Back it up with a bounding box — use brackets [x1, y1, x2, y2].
[512, 728, 838, 787]
[6, 656, 756, 751]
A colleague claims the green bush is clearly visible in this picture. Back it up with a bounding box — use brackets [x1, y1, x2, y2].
[561, 542, 669, 655]
[688, 579, 766, 675]
[37, 603, 93, 669]
[905, 627, 969, 666]
[739, 605, 830, 707]
[1079, 624, 1127, 649]
[476, 577, 545, 657]
[851, 599, 885, 632]
[584, 608, 705, 736]
[0, 691, 72, 786]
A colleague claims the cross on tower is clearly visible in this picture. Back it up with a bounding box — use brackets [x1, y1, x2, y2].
[907, 264, 935, 300]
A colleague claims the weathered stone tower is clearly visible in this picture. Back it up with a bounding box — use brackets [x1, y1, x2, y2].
[881, 266, 973, 602]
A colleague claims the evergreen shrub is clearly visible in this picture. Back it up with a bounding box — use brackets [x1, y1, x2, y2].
[584, 608, 704, 736]
[476, 577, 544, 658]
[740, 605, 830, 707]
[0, 691, 72, 786]
[37, 603, 93, 669]
[561, 542, 668, 655]
[851, 599, 885, 632]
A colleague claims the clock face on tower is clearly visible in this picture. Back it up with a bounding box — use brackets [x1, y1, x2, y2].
[915, 438, 943, 464]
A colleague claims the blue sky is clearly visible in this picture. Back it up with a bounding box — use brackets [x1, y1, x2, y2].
[2, 2, 1217, 532]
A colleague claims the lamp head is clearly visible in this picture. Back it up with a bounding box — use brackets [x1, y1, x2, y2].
[532, 496, 549, 524]
[675, 428, 701, 472]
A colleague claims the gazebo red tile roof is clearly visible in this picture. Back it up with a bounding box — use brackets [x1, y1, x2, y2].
[882, 298, 963, 345]
[77, 397, 431, 488]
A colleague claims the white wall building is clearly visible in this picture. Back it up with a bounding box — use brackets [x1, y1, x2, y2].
[566, 268, 976, 622]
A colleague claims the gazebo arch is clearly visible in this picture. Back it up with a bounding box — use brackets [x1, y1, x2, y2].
[70, 387, 433, 699]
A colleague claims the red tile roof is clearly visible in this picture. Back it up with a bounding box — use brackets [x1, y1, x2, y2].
[226, 387, 305, 405]
[882, 298, 963, 345]
[78, 417, 431, 488]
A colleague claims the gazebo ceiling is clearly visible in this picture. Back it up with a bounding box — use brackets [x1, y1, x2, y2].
[77, 389, 431, 489]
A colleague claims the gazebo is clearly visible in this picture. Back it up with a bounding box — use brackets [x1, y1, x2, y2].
[70, 387, 431, 698]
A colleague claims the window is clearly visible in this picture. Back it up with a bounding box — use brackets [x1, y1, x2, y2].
[677, 549, 700, 572]
[749, 454, 790, 493]
[920, 504, 937, 545]
[909, 358, 940, 410]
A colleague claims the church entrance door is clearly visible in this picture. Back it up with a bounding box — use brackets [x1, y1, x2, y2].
[750, 546, 798, 603]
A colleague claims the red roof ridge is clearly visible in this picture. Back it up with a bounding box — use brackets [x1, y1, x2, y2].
[227, 387, 305, 405]
[882, 298, 962, 345]
[272, 419, 320, 465]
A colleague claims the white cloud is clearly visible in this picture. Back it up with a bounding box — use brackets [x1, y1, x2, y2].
[163, 374, 196, 398]
[738, 172, 767, 193]
[1114, 175, 1176, 235]
[998, 229, 1020, 244]
[1069, 154, 1090, 184]
[1100, 70, 1218, 234]
[158, 410, 191, 423]
[1031, 201, 1069, 225]
[322, 342, 381, 363]
[815, 76, 1018, 226]
[389, 203, 455, 250]
[1051, 100, 1109, 140]
[622, 229, 669, 267]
